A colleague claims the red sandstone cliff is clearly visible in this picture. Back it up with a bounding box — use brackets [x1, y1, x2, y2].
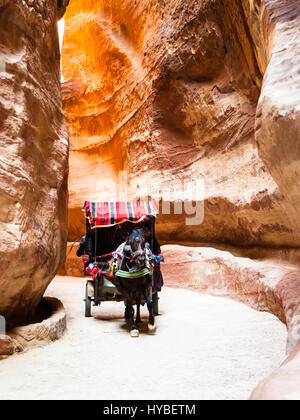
[61, 1, 300, 398]
[62, 0, 300, 250]
[0, 0, 69, 329]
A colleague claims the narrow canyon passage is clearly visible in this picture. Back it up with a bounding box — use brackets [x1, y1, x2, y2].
[0, 0, 299, 402]
[0, 277, 286, 400]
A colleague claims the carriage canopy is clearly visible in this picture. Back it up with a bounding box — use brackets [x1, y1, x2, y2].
[83, 200, 158, 229]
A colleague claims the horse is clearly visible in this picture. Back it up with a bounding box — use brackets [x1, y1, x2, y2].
[113, 229, 156, 337]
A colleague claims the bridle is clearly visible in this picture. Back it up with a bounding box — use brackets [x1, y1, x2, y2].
[122, 233, 149, 272]
[124, 243, 145, 264]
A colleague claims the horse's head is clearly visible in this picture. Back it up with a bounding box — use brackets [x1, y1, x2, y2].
[124, 229, 146, 271]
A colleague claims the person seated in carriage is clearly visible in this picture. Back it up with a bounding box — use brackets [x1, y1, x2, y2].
[143, 226, 164, 292]
[76, 231, 94, 273]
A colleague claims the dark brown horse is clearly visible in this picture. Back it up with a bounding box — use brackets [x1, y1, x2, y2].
[114, 229, 155, 337]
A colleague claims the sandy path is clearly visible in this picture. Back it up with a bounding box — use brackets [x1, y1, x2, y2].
[0, 276, 287, 400]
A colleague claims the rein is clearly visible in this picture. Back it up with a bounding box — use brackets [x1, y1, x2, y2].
[94, 252, 132, 261]
[95, 252, 114, 259]
[66, 238, 81, 258]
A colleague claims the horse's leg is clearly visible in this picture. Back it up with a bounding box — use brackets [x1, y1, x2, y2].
[129, 302, 139, 337]
[124, 300, 131, 320]
[136, 299, 142, 324]
[146, 293, 156, 332]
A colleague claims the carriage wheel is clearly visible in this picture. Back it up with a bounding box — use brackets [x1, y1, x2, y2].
[152, 292, 159, 316]
[85, 282, 92, 317]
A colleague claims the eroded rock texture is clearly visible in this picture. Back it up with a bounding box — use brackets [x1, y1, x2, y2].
[62, 0, 300, 249]
[0, 0, 69, 329]
[254, 1, 300, 233]
[60, 0, 300, 399]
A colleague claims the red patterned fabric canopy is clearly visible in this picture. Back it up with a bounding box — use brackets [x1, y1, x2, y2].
[83, 201, 158, 228]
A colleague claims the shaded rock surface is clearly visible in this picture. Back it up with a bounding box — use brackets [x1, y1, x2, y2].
[0, 297, 66, 357]
[8, 297, 66, 352]
[62, 0, 300, 251]
[0, 1, 69, 329]
[0, 335, 17, 356]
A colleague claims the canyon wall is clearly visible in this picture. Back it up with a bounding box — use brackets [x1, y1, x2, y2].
[0, 0, 69, 329]
[60, 0, 300, 400]
[62, 0, 300, 251]
[254, 0, 300, 234]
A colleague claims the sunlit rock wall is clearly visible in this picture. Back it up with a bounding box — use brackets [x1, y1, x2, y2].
[62, 0, 300, 250]
[0, 0, 69, 329]
[253, 0, 300, 234]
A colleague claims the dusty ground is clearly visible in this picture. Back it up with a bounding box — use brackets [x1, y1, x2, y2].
[0, 276, 287, 400]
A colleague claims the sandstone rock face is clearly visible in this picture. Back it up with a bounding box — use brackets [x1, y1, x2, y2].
[61, 1, 300, 398]
[9, 297, 66, 351]
[62, 0, 300, 250]
[251, 340, 300, 400]
[254, 0, 300, 233]
[0, 1, 69, 329]
[0, 297, 66, 356]
[0, 335, 16, 356]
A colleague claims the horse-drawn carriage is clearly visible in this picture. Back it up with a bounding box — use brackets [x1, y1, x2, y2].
[78, 200, 163, 336]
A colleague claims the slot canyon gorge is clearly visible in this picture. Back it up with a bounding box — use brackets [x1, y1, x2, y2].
[0, 0, 300, 400]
